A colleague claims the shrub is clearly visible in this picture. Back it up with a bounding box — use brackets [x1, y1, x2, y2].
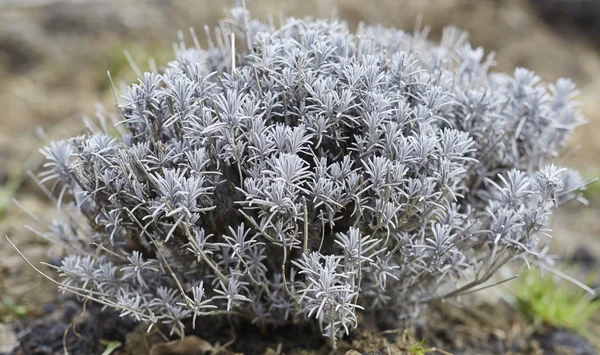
[29, 6, 587, 348]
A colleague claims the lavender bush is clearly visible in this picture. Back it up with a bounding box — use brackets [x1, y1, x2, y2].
[29, 6, 588, 348]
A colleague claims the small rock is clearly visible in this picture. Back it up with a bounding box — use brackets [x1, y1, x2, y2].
[150, 335, 215, 355]
[570, 246, 598, 269]
[0, 323, 18, 354]
[434, 328, 456, 345]
[536, 330, 596, 355]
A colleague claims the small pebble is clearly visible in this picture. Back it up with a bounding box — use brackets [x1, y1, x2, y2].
[0, 323, 19, 354]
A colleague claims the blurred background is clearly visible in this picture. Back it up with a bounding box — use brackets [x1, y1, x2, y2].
[0, 0, 599, 352]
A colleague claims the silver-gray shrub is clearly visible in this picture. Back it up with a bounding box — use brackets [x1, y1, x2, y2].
[31, 7, 587, 348]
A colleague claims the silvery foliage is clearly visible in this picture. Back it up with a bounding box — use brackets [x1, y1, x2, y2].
[32, 7, 587, 347]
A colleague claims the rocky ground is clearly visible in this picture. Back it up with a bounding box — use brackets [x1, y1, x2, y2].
[0, 0, 599, 354]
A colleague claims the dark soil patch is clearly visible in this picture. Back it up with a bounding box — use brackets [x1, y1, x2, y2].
[534, 329, 597, 355]
[5, 284, 600, 354]
[7, 295, 414, 355]
[41, 3, 126, 35]
[0, 36, 40, 73]
[569, 246, 599, 270]
[12, 297, 135, 355]
[530, 0, 600, 39]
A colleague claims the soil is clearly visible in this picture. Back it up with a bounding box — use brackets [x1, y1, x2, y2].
[7, 296, 597, 355]
[1, 0, 599, 354]
[534, 330, 597, 355]
[12, 297, 135, 355]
